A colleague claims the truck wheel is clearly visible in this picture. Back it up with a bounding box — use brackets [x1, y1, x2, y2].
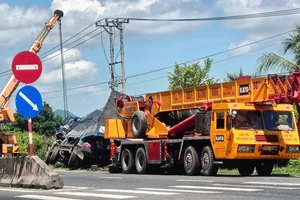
[184, 146, 200, 176]
[238, 165, 255, 176]
[45, 151, 52, 164]
[49, 146, 59, 165]
[131, 111, 147, 138]
[121, 148, 135, 174]
[201, 145, 218, 176]
[68, 152, 82, 170]
[135, 147, 148, 174]
[256, 161, 274, 176]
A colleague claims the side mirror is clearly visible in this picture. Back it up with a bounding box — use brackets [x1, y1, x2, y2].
[226, 114, 234, 130]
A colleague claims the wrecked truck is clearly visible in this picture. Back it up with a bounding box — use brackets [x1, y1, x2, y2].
[45, 109, 110, 169]
[45, 89, 125, 170]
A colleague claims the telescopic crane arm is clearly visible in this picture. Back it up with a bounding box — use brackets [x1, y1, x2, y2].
[0, 10, 63, 123]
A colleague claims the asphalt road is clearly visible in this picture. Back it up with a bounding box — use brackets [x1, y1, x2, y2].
[1, 170, 300, 200]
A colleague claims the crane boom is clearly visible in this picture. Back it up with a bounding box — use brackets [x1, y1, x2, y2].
[0, 10, 63, 123]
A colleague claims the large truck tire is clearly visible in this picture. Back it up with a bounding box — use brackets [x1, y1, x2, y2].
[201, 145, 218, 176]
[135, 147, 148, 174]
[183, 146, 201, 176]
[238, 164, 255, 176]
[121, 148, 135, 174]
[49, 146, 60, 165]
[68, 151, 82, 170]
[256, 161, 274, 176]
[131, 111, 147, 138]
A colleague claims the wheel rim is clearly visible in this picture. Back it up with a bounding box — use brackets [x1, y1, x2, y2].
[202, 152, 209, 169]
[185, 152, 192, 170]
[123, 153, 129, 170]
[137, 153, 144, 169]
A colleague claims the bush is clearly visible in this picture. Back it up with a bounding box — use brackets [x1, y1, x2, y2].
[13, 131, 50, 160]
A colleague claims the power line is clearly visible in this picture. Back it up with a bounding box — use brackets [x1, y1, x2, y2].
[31, 30, 289, 96]
[9, 40, 282, 100]
[126, 30, 292, 79]
[0, 69, 11, 75]
[127, 8, 300, 22]
[213, 42, 279, 64]
[42, 80, 109, 95]
[39, 22, 98, 58]
[42, 29, 105, 62]
[41, 76, 167, 99]
[40, 27, 101, 59]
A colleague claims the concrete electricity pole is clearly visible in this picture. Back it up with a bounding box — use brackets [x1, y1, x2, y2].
[95, 18, 129, 93]
[59, 19, 68, 119]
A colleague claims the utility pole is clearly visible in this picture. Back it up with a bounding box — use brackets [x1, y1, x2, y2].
[95, 18, 129, 92]
[109, 25, 115, 89]
[59, 20, 68, 119]
[118, 20, 126, 93]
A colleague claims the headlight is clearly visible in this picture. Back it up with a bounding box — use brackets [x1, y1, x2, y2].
[286, 146, 300, 153]
[237, 145, 255, 153]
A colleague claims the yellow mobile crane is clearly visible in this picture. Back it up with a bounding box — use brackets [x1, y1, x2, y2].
[0, 10, 63, 157]
[106, 73, 300, 176]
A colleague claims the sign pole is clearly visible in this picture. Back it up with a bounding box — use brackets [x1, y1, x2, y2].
[28, 118, 34, 155]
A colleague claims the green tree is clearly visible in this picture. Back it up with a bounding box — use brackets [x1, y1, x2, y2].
[10, 101, 62, 137]
[224, 68, 244, 82]
[256, 24, 300, 74]
[168, 58, 218, 90]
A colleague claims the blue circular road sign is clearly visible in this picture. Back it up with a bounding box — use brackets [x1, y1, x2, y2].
[15, 85, 43, 118]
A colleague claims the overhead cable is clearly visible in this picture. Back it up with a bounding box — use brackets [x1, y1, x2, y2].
[127, 8, 300, 22]
[39, 22, 98, 58]
[42, 29, 105, 62]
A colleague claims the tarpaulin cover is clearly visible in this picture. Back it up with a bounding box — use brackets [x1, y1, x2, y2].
[66, 89, 126, 139]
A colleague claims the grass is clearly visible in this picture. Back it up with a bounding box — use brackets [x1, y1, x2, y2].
[218, 159, 300, 176]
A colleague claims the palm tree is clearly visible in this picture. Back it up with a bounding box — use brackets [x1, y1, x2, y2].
[256, 24, 300, 74]
[224, 68, 244, 82]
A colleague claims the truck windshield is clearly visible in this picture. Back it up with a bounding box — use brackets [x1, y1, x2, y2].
[263, 111, 294, 131]
[233, 110, 263, 130]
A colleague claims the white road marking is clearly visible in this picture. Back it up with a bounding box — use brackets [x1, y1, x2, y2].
[213, 183, 299, 190]
[16, 195, 80, 200]
[0, 188, 38, 193]
[16, 64, 38, 70]
[55, 192, 136, 199]
[96, 189, 179, 195]
[137, 188, 221, 194]
[98, 177, 123, 179]
[243, 182, 300, 186]
[171, 185, 263, 192]
[63, 186, 91, 190]
[176, 179, 215, 183]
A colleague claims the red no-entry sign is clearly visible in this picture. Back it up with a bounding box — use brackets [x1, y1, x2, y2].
[11, 51, 43, 84]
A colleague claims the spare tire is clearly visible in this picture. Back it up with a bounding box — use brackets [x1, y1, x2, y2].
[131, 111, 147, 138]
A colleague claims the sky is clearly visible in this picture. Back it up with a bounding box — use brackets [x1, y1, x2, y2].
[1, 0, 300, 118]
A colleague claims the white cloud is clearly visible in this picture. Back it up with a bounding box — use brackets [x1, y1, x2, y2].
[50, 0, 212, 36]
[0, 3, 50, 48]
[228, 39, 257, 56]
[39, 59, 98, 85]
[215, 0, 300, 34]
[42, 48, 82, 70]
[215, 0, 300, 56]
